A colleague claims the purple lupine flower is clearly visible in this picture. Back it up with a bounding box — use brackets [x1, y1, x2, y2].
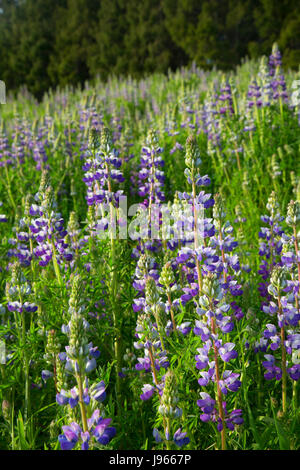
[140, 384, 156, 401]
[0, 201, 7, 223]
[262, 355, 282, 380]
[55, 274, 115, 450]
[173, 428, 190, 447]
[59, 422, 82, 450]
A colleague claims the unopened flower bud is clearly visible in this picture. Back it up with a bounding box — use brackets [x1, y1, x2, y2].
[2, 400, 11, 422]
[145, 277, 160, 306]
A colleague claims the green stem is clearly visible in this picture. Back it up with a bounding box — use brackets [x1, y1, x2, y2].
[278, 296, 287, 414]
[51, 241, 63, 287]
[165, 417, 172, 450]
[210, 302, 226, 450]
[76, 372, 88, 433]
[105, 160, 122, 403]
[21, 306, 30, 423]
[192, 177, 203, 295]
[292, 381, 297, 412]
[153, 308, 165, 351]
[4, 165, 17, 212]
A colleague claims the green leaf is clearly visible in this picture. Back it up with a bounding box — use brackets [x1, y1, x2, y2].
[246, 404, 265, 450]
[270, 403, 290, 450]
[16, 412, 31, 450]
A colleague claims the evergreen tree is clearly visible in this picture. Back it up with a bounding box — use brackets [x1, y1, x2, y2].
[0, 0, 299, 98]
[249, 0, 300, 62]
[123, 0, 186, 76]
[163, 0, 257, 69]
[0, 1, 23, 90]
[88, 0, 128, 79]
[48, 0, 99, 88]
[1, 0, 66, 98]
[279, 11, 300, 69]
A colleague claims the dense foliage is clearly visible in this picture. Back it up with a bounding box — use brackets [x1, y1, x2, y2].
[0, 45, 300, 450]
[0, 0, 300, 98]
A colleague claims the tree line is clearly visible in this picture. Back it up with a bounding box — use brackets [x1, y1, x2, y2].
[0, 0, 299, 99]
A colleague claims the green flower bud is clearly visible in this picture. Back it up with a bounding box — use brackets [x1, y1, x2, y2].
[56, 354, 65, 392]
[159, 370, 180, 417]
[286, 200, 300, 227]
[100, 127, 112, 151]
[266, 191, 279, 215]
[43, 185, 55, 213]
[145, 277, 160, 306]
[68, 312, 89, 360]
[49, 419, 60, 441]
[2, 400, 11, 422]
[242, 170, 250, 192]
[146, 128, 159, 148]
[89, 127, 100, 150]
[38, 170, 50, 195]
[44, 330, 61, 364]
[213, 193, 226, 229]
[185, 134, 201, 169]
[69, 274, 84, 314]
[24, 194, 32, 220]
[159, 262, 175, 290]
[137, 254, 149, 277]
[202, 273, 221, 300]
[67, 211, 79, 234]
[271, 154, 281, 180]
[269, 266, 288, 298]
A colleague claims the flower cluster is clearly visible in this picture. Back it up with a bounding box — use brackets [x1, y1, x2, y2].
[260, 201, 300, 389]
[268, 43, 288, 103]
[82, 128, 124, 206]
[194, 274, 243, 437]
[153, 370, 190, 448]
[134, 275, 169, 399]
[59, 410, 116, 450]
[8, 173, 73, 270]
[5, 262, 37, 314]
[138, 129, 165, 205]
[0, 201, 7, 223]
[258, 191, 284, 308]
[54, 274, 116, 450]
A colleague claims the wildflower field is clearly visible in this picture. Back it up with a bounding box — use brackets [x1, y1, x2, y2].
[0, 44, 299, 451]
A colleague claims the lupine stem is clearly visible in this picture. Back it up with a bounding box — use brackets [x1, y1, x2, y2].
[4, 165, 17, 212]
[167, 292, 177, 333]
[18, 288, 30, 424]
[165, 417, 172, 450]
[148, 347, 172, 450]
[278, 296, 287, 414]
[51, 241, 63, 287]
[148, 346, 159, 386]
[153, 308, 165, 351]
[292, 381, 297, 412]
[192, 177, 203, 294]
[76, 372, 88, 433]
[293, 224, 300, 293]
[210, 301, 226, 450]
[106, 161, 122, 403]
[218, 226, 227, 284]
